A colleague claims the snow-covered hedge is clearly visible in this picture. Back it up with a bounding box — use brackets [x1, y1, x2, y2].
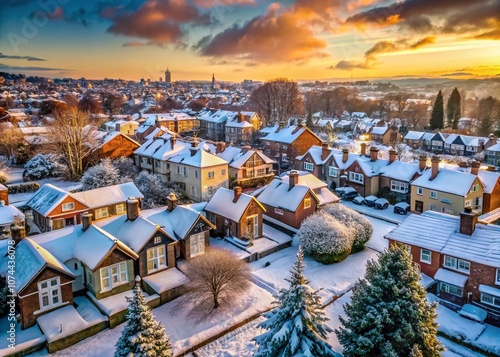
[134, 171, 185, 209]
[23, 154, 66, 181]
[324, 204, 373, 253]
[299, 211, 353, 264]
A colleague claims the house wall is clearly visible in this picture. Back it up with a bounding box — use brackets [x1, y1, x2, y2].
[262, 191, 317, 229]
[92, 250, 135, 300]
[181, 230, 210, 261]
[237, 200, 265, 238]
[18, 268, 74, 329]
[200, 164, 229, 202]
[137, 231, 176, 278]
[89, 135, 140, 165]
[299, 153, 324, 181]
[482, 181, 500, 213]
[345, 160, 379, 196]
[467, 262, 498, 305]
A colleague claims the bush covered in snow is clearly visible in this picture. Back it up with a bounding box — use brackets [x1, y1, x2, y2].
[111, 157, 139, 181]
[134, 171, 185, 209]
[299, 211, 353, 264]
[81, 158, 122, 190]
[324, 204, 373, 253]
[0, 160, 7, 184]
[23, 154, 66, 181]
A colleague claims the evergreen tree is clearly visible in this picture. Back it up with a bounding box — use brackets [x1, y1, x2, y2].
[115, 277, 172, 357]
[336, 244, 443, 357]
[446, 88, 461, 129]
[253, 247, 339, 357]
[429, 91, 444, 130]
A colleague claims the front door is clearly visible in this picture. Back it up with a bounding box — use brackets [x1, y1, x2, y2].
[245, 215, 259, 239]
[415, 200, 423, 213]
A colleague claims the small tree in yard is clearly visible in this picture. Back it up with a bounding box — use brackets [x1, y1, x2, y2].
[324, 204, 373, 253]
[299, 211, 353, 264]
[80, 158, 121, 190]
[23, 154, 66, 181]
[254, 247, 339, 357]
[134, 171, 184, 209]
[183, 248, 251, 314]
[336, 244, 443, 357]
[115, 277, 172, 357]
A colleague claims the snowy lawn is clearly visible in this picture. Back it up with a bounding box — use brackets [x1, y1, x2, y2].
[363, 215, 394, 253]
[28, 283, 274, 357]
[0, 315, 46, 356]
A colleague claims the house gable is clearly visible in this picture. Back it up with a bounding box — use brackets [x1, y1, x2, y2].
[46, 195, 89, 218]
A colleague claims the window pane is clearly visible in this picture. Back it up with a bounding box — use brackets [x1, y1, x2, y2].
[102, 269, 109, 277]
[42, 295, 49, 306]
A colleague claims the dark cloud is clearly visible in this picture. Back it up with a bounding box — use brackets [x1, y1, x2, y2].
[106, 0, 211, 46]
[441, 72, 473, 76]
[474, 29, 500, 40]
[0, 63, 72, 71]
[330, 60, 370, 70]
[0, 53, 46, 61]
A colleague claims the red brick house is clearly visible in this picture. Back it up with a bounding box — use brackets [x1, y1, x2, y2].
[386, 209, 500, 325]
[85, 131, 140, 167]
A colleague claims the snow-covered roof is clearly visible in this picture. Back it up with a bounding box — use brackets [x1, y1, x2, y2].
[72, 182, 143, 209]
[422, 132, 435, 140]
[434, 268, 468, 287]
[370, 126, 388, 135]
[218, 148, 275, 169]
[168, 205, 213, 238]
[442, 164, 500, 194]
[487, 143, 500, 152]
[411, 167, 478, 196]
[205, 188, 264, 222]
[197, 109, 236, 123]
[280, 171, 328, 190]
[27, 184, 73, 216]
[168, 147, 228, 168]
[356, 157, 389, 178]
[386, 211, 500, 268]
[260, 125, 318, 144]
[0, 204, 25, 225]
[404, 131, 425, 140]
[379, 161, 419, 182]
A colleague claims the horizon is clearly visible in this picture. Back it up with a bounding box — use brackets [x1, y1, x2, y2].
[0, 0, 499, 82]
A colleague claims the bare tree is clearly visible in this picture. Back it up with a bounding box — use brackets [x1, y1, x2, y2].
[0, 123, 24, 162]
[405, 103, 429, 130]
[79, 93, 102, 114]
[183, 248, 251, 314]
[46, 107, 98, 180]
[250, 78, 303, 126]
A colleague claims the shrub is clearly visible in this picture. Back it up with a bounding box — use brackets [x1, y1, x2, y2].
[7, 182, 40, 194]
[81, 158, 121, 191]
[324, 204, 373, 253]
[299, 211, 353, 264]
[23, 154, 66, 181]
[0, 172, 6, 185]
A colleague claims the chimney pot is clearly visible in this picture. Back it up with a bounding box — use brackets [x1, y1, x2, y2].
[321, 142, 329, 161]
[216, 142, 226, 154]
[81, 212, 92, 232]
[342, 149, 349, 164]
[389, 148, 397, 164]
[418, 155, 427, 172]
[360, 143, 367, 156]
[470, 161, 480, 175]
[233, 186, 242, 203]
[370, 146, 379, 162]
[166, 192, 178, 212]
[126, 197, 140, 221]
[430, 155, 440, 180]
[288, 170, 299, 190]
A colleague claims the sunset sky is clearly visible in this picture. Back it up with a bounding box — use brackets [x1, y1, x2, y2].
[0, 0, 499, 82]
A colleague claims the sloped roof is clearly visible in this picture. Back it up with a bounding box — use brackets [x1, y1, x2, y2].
[404, 131, 425, 140]
[0, 204, 25, 225]
[379, 161, 420, 182]
[27, 184, 78, 216]
[204, 187, 264, 222]
[260, 125, 319, 144]
[168, 147, 228, 168]
[411, 167, 478, 196]
[370, 126, 388, 135]
[72, 182, 144, 209]
[257, 179, 311, 211]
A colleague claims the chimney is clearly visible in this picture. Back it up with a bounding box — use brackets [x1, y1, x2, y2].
[190, 147, 198, 157]
[288, 170, 299, 190]
[430, 156, 440, 180]
[126, 197, 140, 221]
[0, 184, 8, 206]
[170, 136, 176, 150]
[11, 225, 26, 245]
[233, 186, 242, 203]
[489, 134, 497, 146]
[216, 142, 226, 154]
[166, 192, 178, 212]
[321, 142, 329, 161]
[237, 112, 245, 123]
[459, 207, 478, 235]
[370, 146, 379, 162]
[241, 145, 251, 154]
[388, 148, 397, 164]
[418, 155, 427, 172]
[470, 161, 480, 176]
[191, 139, 199, 148]
[81, 212, 92, 232]
[360, 142, 367, 156]
[276, 121, 285, 132]
[342, 149, 349, 164]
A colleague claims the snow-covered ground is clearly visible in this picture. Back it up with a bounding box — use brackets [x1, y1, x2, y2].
[341, 199, 410, 224]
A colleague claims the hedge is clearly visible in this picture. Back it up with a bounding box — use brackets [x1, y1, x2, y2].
[7, 182, 41, 194]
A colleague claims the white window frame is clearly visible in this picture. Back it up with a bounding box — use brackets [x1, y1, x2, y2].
[100, 262, 128, 291]
[38, 277, 61, 310]
[147, 245, 167, 273]
[429, 204, 436, 211]
[481, 292, 500, 307]
[430, 191, 437, 199]
[420, 249, 431, 263]
[62, 202, 75, 212]
[183, 167, 188, 177]
[116, 204, 125, 214]
[416, 187, 423, 195]
[86, 269, 93, 287]
[257, 168, 266, 177]
[190, 233, 205, 258]
[95, 207, 109, 220]
[329, 166, 338, 177]
[472, 184, 479, 192]
[304, 162, 314, 171]
[439, 282, 463, 297]
[349, 172, 364, 184]
[221, 169, 226, 176]
[391, 180, 408, 193]
[444, 255, 470, 274]
[304, 198, 311, 209]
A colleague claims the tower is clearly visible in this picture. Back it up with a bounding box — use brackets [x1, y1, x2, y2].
[211, 73, 216, 91]
[165, 68, 171, 84]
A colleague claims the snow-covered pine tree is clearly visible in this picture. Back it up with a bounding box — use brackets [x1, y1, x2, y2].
[253, 247, 340, 357]
[336, 244, 443, 357]
[115, 276, 172, 357]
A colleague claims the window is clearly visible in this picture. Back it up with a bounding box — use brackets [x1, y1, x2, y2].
[304, 162, 314, 171]
[464, 199, 472, 207]
[155, 161, 161, 168]
[276, 143, 280, 149]
[349, 172, 364, 184]
[281, 154, 288, 162]
[442, 207, 454, 215]
[95, 207, 108, 220]
[266, 141, 270, 146]
[221, 169, 226, 176]
[256, 168, 265, 177]
[208, 171, 215, 179]
[190, 233, 205, 258]
[154, 236, 161, 244]
[475, 197, 482, 207]
[182, 167, 187, 177]
[195, 170, 199, 178]
[440, 282, 463, 297]
[481, 293, 500, 307]
[444, 255, 470, 274]
[282, 145, 288, 150]
[429, 204, 436, 211]
[62, 202, 74, 211]
[391, 180, 408, 193]
[38, 277, 61, 310]
[472, 184, 480, 192]
[496, 269, 500, 284]
[86, 270, 93, 287]
[420, 249, 431, 263]
[100, 262, 128, 291]
[441, 198, 451, 204]
[147, 245, 166, 273]
[329, 166, 338, 177]
[304, 198, 311, 209]
[177, 166, 181, 175]
[274, 207, 284, 215]
[116, 204, 125, 214]
[417, 187, 423, 195]
[430, 191, 437, 199]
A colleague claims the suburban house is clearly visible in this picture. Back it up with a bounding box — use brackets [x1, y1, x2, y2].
[217, 145, 276, 186]
[27, 182, 143, 232]
[104, 119, 139, 136]
[443, 134, 494, 157]
[404, 131, 434, 149]
[205, 187, 266, 241]
[485, 142, 500, 167]
[224, 111, 261, 145]
[410, 157, 484, 215]
[198, 109, 236, 141]
[260, 123, 323, 170]
[254, 170, 338, 229]
[153, 112, 200, 134]
[0, 186, 25, 233]
[368, 125, 402, 145]
[428, 132, 447, 153]
[386, 209, 500, 325]
[85, 131, 140, 167]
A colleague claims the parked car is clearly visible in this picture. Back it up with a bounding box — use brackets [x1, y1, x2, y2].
[342, 190, 359, 201]
[374, 198, 389, 210]
[352, 195, 366, 205]
[394, 202, 410, 215]
[364, 195, 378, 207]
[335, 187, 358, 201]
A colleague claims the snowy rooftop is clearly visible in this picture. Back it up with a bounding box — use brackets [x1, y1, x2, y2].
[411, 167, 478, 196]
[205, 188, 264, 222]
[26, 184, 72, 216]
[356, 157, 389, 177]
[260, 125, 314, 144]
[72, 182, 143, 209]
[370, 126, 388, 135]
[143, 268, 189, 294]
[168, 147, 228, 168]
[0, 204, 25, 225]
[379, 161, 420, 182]
[404, 131, 425, 141]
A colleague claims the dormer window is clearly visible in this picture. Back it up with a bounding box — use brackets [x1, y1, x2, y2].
[62, 202, 75, 211]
